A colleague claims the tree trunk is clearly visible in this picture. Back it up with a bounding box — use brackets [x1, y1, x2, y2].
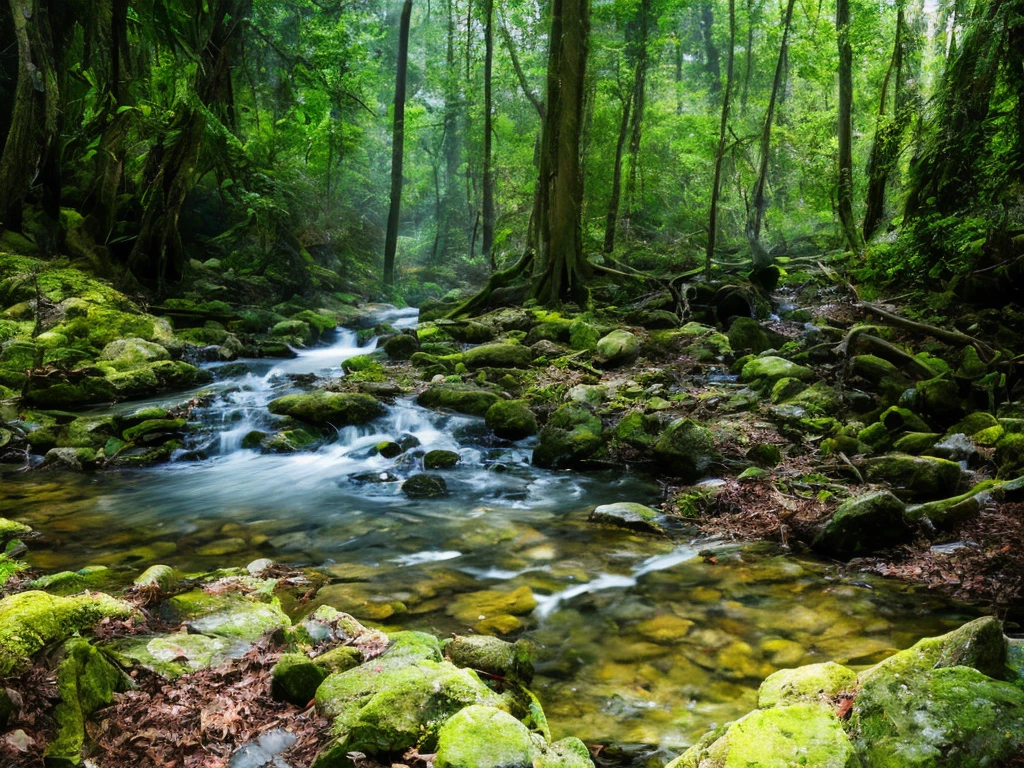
[129, 0, 249, 283]
[700, 3, 721, 93]
[383, 0, 413, 289]
[531, 0, 590, 306]
[862, 7, 905, 240]
[482, 0, 495, 270]
[623, 0, 650, 231]
[706, 0, 736, 280]
[603, 78, 633, 254]
[746, 0, 795, 267]
[0, 0, 60, 244]
[836, 0, 861, 250]
[739, 0, 756, 116]
[435, 0, 464, 266]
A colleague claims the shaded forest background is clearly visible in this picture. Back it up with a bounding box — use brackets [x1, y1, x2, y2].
[0, 0, 1021, 309]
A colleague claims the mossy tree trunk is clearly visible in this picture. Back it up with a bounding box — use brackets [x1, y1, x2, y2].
[836, 0, 862, 251]
[530, 0, 591, 307]
[0, 0, 61, 248]
[128, 0, 249, 284]
[482, 0, 496, 271]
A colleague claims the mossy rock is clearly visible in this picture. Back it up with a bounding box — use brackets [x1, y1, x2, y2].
[850, 665, 1024, 767]
[98, 337, 170, 369]
[892, 432, 942, 455]
[525, 319, 573, 345]
[995, 433, 1024, 479]
[123, 418, 186, 442]
[464, 342, 533, 370]
[812, 490, 909, 559]
[880, 406, 931, 434]
[434, 705, 538, 768]
[668, 704, 858, 768]
[595, 330, 640, 368]
[757, 662, 857, 708]
[568, 318, 601, 350]
[342, 355, 386, 378]
[161, 591, 291, 642]
[29, 565, 114, 596]
[272, 652, 330, 706]
[424, 450, 460, 470]
[261, 428, 320, 453]
[741, 356, 813, 385]
[864, 453, 963, 501]
[268, 392, 385, 428]
[417, 383, 501, 417]
[437, 321, 498, 344]
[46, 637, 131, 765]
[849, 354, 903, 384]
[613, 411, 662, 449]
[0, 591, 135, 675]
[746, 443, 783, 467]
[727, 317, 772, 355]
[532, 404, 603, 469]
[444, 635, 535, 685]
[402, 473, 448, 498]
[915, 375, 963, 420]
[653, 418, 718, 481]
[485, 400, 538, 440]
[589, 502, 664, 534]
[383, 333, 420, 360]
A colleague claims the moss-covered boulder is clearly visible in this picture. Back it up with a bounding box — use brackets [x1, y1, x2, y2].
[532, 404, 603, 469]
[434, 705, 538, 768]
[161, 591, 291, 642]
[0, 591, 135, 675]
[383, 333, 420, 360]
[417, 383, 501, 417]
[595, 330, 640, 368]
[268, 392, 385, 428]
[757, 662, 857, 708]
[864, 453, 963, 500]
[727, 317, 772, 355]
[668, 704, 858, 768]
[849, 354, 903, 384]
[653, 418, 718, 481]
[438, 320, 498, 344]
[271, 652, 330, 706]
[741, 356, 813, 385]
[46, 637, 131, 765]
[424, 450, 460, 470]
[613, 411, 662, 449]
[850, 665, 1024, 767]
[402, 473, 448, 498]
[812, 490, 909, 558]
[589, 502, 664, 534]
[485, 400, 538, 440]
[444, 635, 535, 684]
[314, 632, 506, 763]
[464, 342, 533, 370]
[996, 432, 1024, 479]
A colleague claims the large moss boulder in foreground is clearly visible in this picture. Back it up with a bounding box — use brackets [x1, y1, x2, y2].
[812, 490, 909, 559]
[268, 392, 385, 428]
[0, 591, 135, 675]
[417, 383, 501, 417]
[653, 418, 718, 481]
[314, 631, 506, 763]
[434, 705, 538, 768]
[532, 404, 603, 469]
[463, 342, 533, 370]
[669, 704, 859, 768]
[485, 400, 538, 440]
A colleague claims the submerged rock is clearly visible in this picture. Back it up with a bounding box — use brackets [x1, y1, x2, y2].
[423, 450, 460, 470]
[267, 392, 384, 428]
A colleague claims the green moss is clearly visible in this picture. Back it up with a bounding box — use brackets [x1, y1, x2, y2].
[536, 737, 595, 768]
[864, 453, 963, 500]
[268, 392, 385, 428]
[485, 400, 538, 440]
[568, 319, 600, 351]
[342, 354, 385, 378]
[613, 411, 662, 448]
[0, 591, 135, 675]
[444, 635, 535, 684]
[46, 638, 130, 765]
[757, 662, 857, 708]
[417, 383, 502, 417]
[741, 356, 813, 385]
[727, 317, 772, 354]
[653, 418, 718, 481]
[595, 330, 641, 367]
[464, 343, 533, 370]
[106, 632, 234, 678]
[812, 490, 909, 558]
[28, 565, 113, 596]
[434, 705, 538, 768]
[162, 591, 291, 642]
[272, 652, 330, 706]
[532, 404, 603, 469]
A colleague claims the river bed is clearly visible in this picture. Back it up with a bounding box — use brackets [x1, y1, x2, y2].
[0, 311, 978, 757]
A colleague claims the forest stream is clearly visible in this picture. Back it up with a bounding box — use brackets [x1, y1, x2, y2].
[0, 309, 980, 760]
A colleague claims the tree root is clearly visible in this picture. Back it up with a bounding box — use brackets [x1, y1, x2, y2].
[446, 250, 534, 319]
[834, 327, 939, 379]
[855, 301, 996, 360]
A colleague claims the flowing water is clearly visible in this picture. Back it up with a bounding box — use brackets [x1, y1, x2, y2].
[0, 310, 978, 759]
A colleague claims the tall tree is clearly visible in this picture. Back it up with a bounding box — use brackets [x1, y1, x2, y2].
[836, 0, 861, 250]
[706, 0, 737, 279]
[0, 0, 60, 245]
[383, 0, 414, 289]
[746, 0, 796, 267]
[481, 0, 496, 270]
[531, 0, 590, 305]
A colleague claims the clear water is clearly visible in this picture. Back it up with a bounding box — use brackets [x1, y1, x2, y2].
[0, 312, 978, 756]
